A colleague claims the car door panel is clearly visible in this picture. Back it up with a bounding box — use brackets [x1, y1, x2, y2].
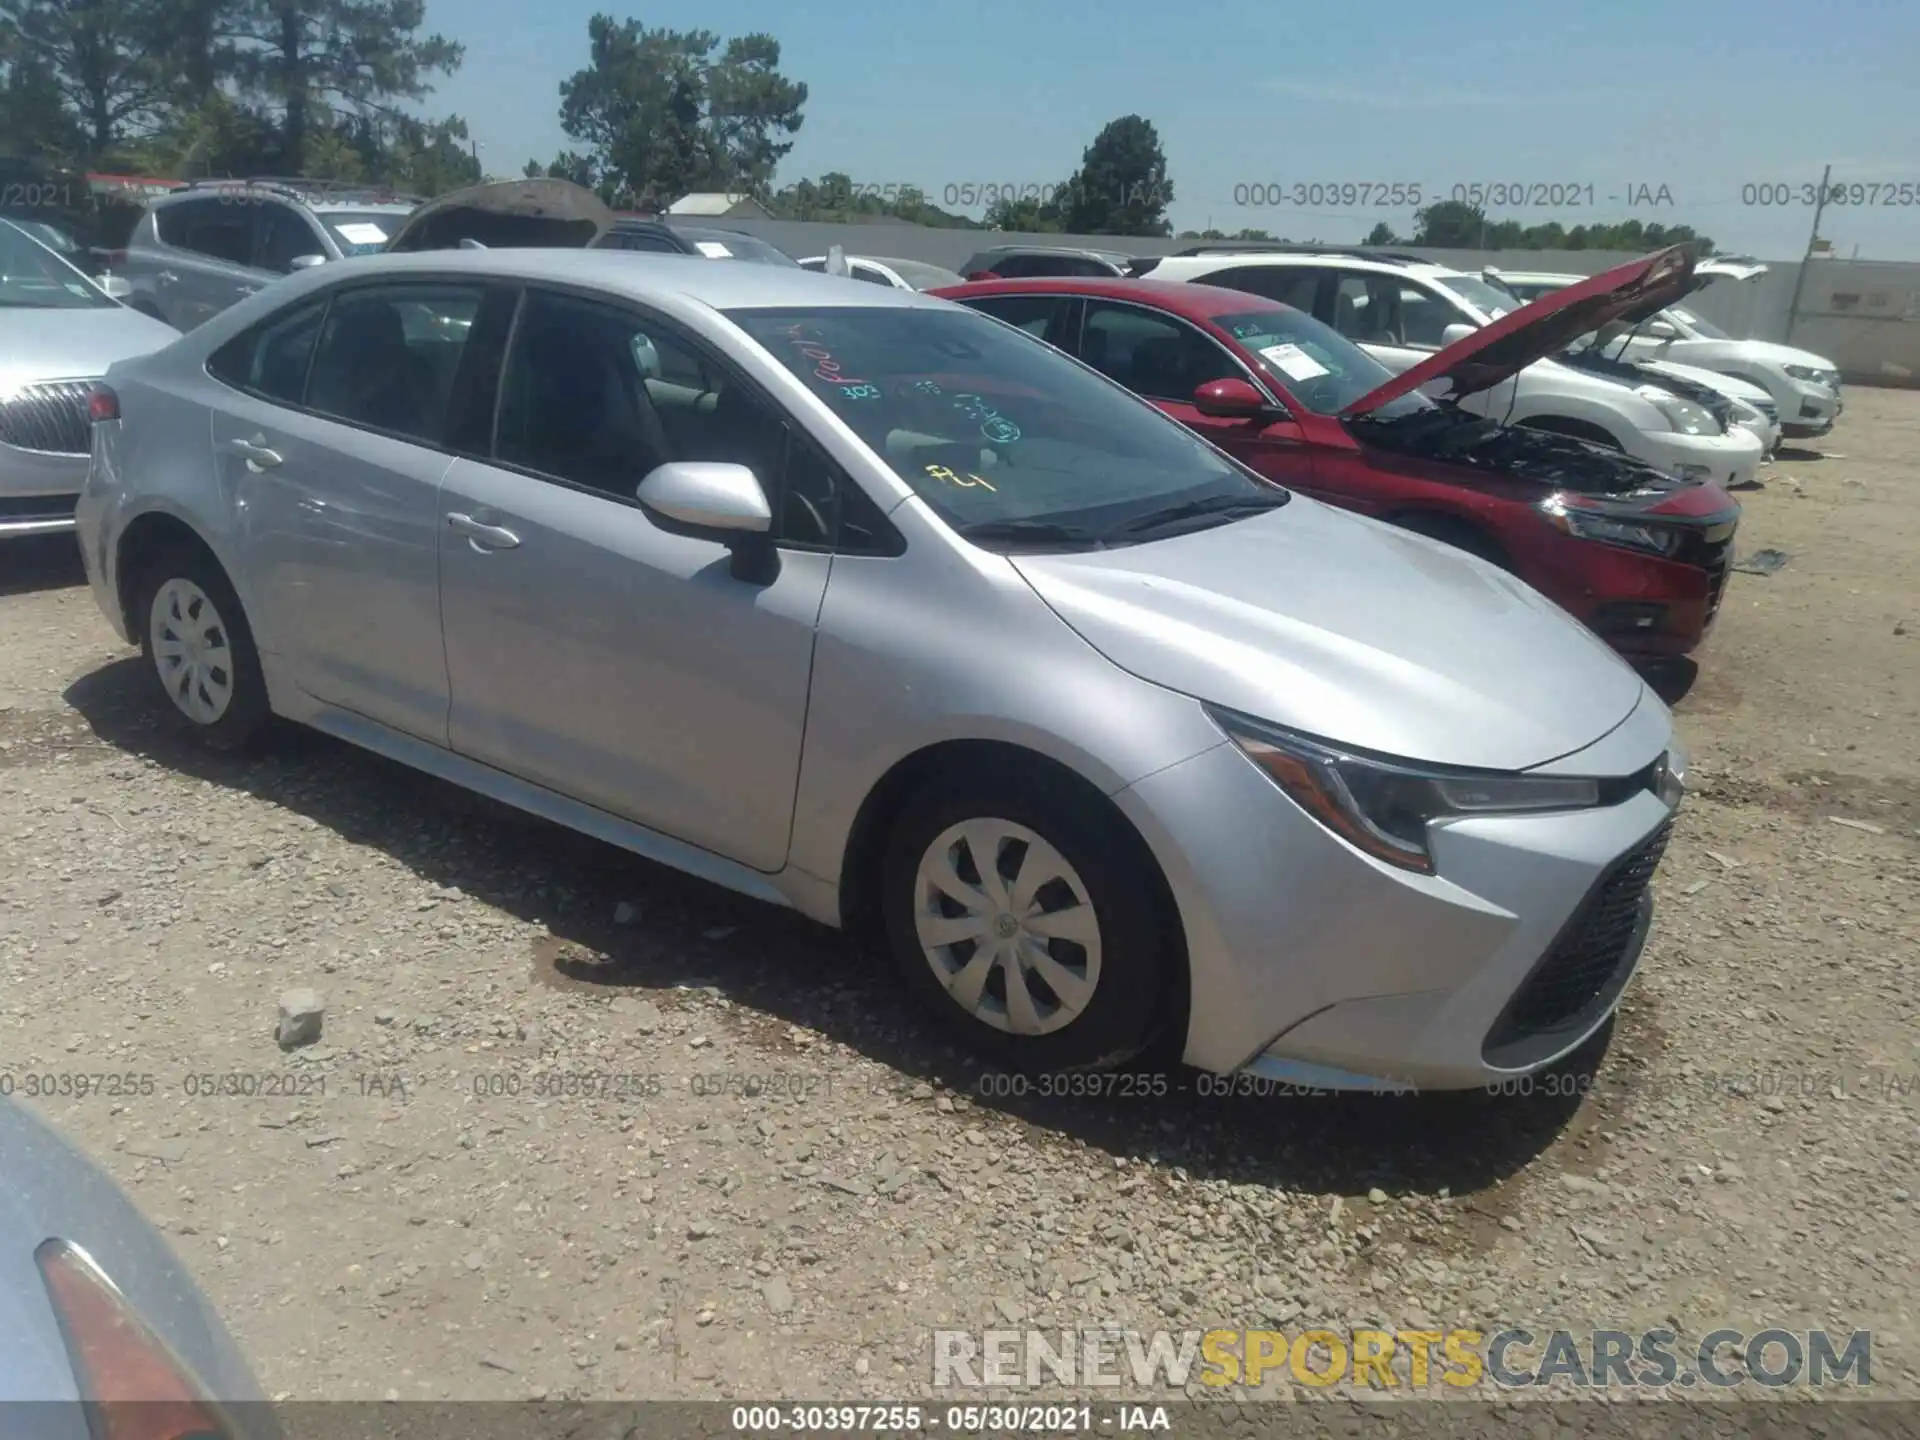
[216, 399, 455, 741]
[436, 460, 829, 872]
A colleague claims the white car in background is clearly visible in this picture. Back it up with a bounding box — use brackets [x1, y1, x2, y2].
[798, 253, 966, 291]
[1488, 265, 1842, 440]
[1140, 246, 1765, 489]
[1482, 271, 1780, 454]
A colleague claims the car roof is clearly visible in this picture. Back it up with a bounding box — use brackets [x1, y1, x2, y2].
[310, 201, 417, 216]
[279, 247, 943, 310]
[1154, 250, 1464, 280]
[935, 275, 1293, 321]
[974, 244, 1132, 261]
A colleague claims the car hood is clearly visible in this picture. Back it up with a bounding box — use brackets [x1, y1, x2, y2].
[0, 304, 178, 387]
[1011, 498, 1646, 771]
[1638, 357, 1772, 405]
[1346, 244, 1699, 413]
[0, 1100, 274, 1416]
[382, 177, 615, 252]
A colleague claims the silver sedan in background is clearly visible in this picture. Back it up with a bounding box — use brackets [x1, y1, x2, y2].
[0, 1098, 276, 1434]
[77, 249, 1685, 1090]
[1, 218, 178, 539]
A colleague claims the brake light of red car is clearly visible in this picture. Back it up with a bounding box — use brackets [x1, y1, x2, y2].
[89, 386, 120, 423]
[35, 1238, 239, 1440]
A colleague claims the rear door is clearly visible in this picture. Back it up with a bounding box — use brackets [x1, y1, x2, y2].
[1075, 298, 1317, 485]
[205, 277, 498, 740]
[150, 197, 267, 327]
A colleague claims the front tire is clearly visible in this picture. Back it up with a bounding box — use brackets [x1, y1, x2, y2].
[880, 766, 1171, 1072]
[133, 546, 270, 752]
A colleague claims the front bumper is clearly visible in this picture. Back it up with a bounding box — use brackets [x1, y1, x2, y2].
[1113, 695, 1678, 1089]
[0, 446, 85, 537]
[1781, 382, 1841, 437]
[1506, 514, 1737, 660]
[1631, 428, 1763, 490]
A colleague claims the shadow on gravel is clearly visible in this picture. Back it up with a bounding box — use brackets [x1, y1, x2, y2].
[0, 534, 86, 596]
[1636, 656, 1700, 708]
[65, 654, 1589, 1200]
[1771, 444, 1831, 463]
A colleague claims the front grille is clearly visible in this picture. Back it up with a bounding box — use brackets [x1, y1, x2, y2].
[0, 380, 95, 455]
[1482, 818, 1673, 1067]
[1675, 523, 1736, 625]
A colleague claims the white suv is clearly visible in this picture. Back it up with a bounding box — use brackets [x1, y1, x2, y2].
[1139, 247, 1764, 488]
[1488, 266, 1841, 440]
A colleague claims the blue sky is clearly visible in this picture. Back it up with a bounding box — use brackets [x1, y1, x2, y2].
[423, 0, 1920, 260]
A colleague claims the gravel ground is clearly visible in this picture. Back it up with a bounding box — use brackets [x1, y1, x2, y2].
[2, 392, 1916, 1406]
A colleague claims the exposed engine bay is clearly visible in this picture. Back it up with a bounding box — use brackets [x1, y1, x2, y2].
[1345, 403, 1690, 500]
[1559, 343, 1739, 431]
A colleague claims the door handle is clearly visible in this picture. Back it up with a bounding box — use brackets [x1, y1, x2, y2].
[156, 270, 177, 285]
[447, 512, 521, 550]
[226, 436, 282, 469]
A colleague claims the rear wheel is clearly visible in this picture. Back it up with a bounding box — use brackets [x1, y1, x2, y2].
[132, 546, 270, 752]
[880, 766, 1172, 1072]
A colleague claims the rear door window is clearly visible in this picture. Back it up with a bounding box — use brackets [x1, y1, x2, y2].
[1080, 300, 1241, 401]
[206, 297, 328, 402]
[959, 294, 1078, 349]
[157, 198, 256, 267]
[305, 283, 486, 443]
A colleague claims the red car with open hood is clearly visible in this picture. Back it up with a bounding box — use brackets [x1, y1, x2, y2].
[933, 245, 1740, 667]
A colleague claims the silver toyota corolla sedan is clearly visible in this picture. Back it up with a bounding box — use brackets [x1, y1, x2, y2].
[75, 249, 1687, 1090]
[1, 1098, 277, 1436]
[1, 218, 179, 539]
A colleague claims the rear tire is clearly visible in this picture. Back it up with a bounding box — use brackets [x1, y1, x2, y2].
[880, 765, 1171, 1072]
[132, 545, 270, 753]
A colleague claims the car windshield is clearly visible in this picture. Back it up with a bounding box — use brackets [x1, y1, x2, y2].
[726, 304, 1281, 540]
[320, 212, 403, 256]
[0, 220, 114, 309]
[1667, 304, 1729, 340]
[1432, 275, 1516, 321]
[1213, 308, 1429, 418]
[676, 228, 801, 267]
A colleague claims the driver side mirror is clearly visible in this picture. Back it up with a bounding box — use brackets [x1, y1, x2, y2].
[635, 460, 778, 584]
[1439, 322, 1478, 348]
[1192, 377, 1277, 419]
[289, 253, 328, 270]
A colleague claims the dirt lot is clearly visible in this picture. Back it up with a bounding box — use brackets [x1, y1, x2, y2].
[2, 392, 1916, 1405]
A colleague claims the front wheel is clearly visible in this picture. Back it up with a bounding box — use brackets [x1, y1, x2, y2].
[133, 547, 270, 752]
[880, 767, 1173, 1072]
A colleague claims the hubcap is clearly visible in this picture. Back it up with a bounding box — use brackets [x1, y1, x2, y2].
[149, 578, 234, 726]
[912, 818, 1102, 1036]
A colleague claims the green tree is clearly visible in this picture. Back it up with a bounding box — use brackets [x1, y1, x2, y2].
[224, 0, 463, 174]
[1363, 221, 1400, 245]
[0, 0, 171, 160]
[1058, 114, 1173, 235]
[0, 41, 85, 162]
[983, 194, 1062, 232]
[1410, 199, 1487, 247]
[557, 16, 805, 210]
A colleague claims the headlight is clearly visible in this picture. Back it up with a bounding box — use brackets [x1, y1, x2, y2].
[1783, 364, 1838, 388]
[1537, 493, 1684, 556]
[1208, 710, 1604, 874]
[1633, 384, 1716, 435]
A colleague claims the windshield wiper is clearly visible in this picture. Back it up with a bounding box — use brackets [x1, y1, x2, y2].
[955, 518, 1109, 549]
[1109, 490, 1289, 539]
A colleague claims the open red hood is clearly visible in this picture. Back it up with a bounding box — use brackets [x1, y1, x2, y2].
[1344, 243, 1696, 415]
